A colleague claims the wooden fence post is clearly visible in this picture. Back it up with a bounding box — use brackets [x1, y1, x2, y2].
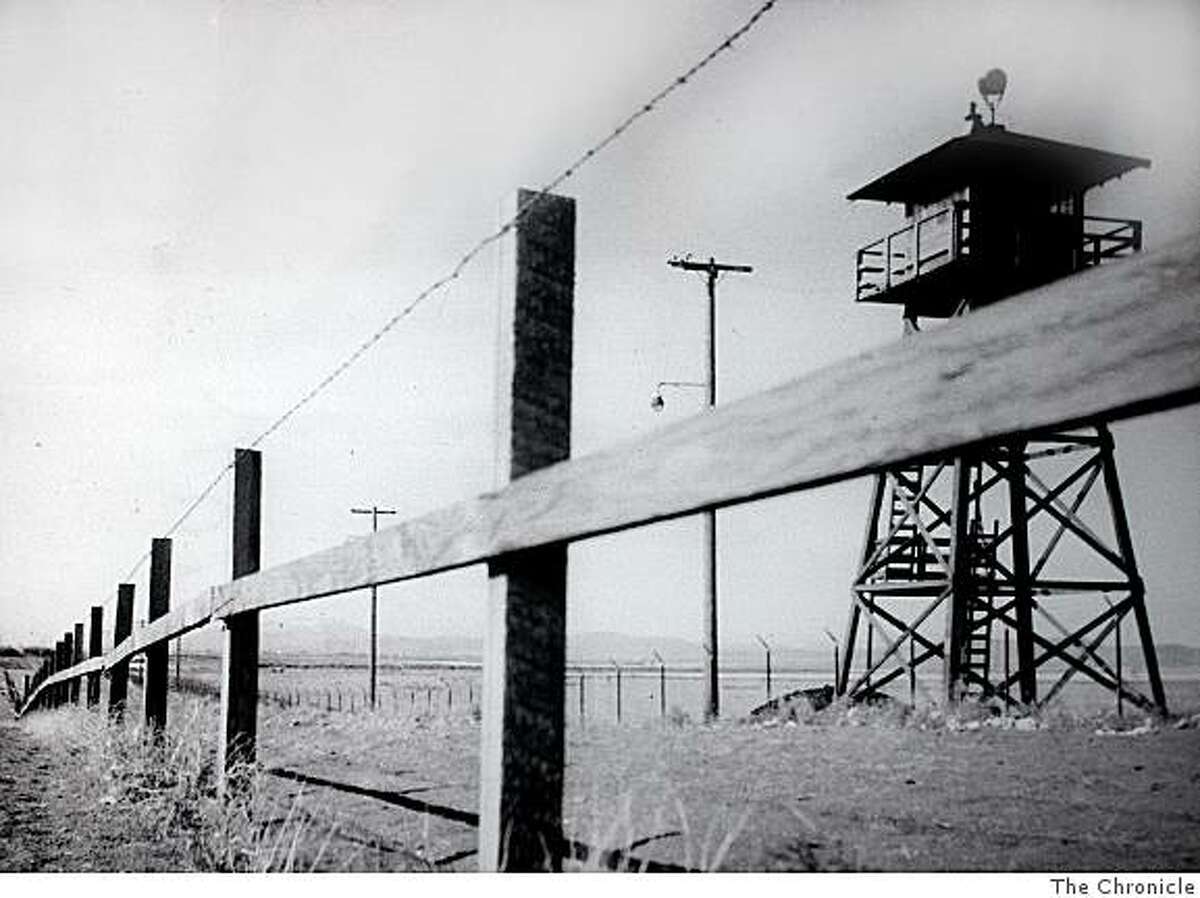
[50, 643, 61, 708]
[48, 642, 57, 707]
[144, 538, 172, 734]
[70, 623, 83, 704]
[60, 634, 72, 706]
[108, 584, 135, 719]
[87, 606, 103, 707]
[218, 448, 261, 792]
[478, 188, 574, 872]
[50, 639, 59, 707]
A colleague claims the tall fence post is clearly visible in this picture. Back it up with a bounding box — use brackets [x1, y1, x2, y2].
[660, 663, 667, 718]
[70, 623, 84, 704]
[144, 538, 172, 734]
[108, 585, 135, 719]
[87, 606, 103, 707]
[50, 642, 62, 708]
[49, 641, 58, 707]
[479, 188, 575, 872]
[615, 664, 622, 724]
[60, 633, 72, 706]
[218, 448, 262, 793]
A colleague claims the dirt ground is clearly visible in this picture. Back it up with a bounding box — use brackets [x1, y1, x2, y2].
[255, 705, 1200, 872]
[4, 679, 1198, 872]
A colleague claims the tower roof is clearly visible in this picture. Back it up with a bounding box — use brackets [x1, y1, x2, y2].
[847, 125, 1150, 205]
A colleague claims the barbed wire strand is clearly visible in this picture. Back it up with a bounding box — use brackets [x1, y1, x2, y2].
[76, 0, 778, 627]
[246, 0, 776, 451]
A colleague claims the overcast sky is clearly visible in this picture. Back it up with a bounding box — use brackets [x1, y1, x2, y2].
[2, 0, 1197, 658]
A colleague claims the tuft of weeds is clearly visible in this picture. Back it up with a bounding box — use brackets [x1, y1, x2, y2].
[810, 694, 1187, 735]
[28, 700, 359, 871]
[564, 786, 751, 872]
[670, 797, 748, 872]
[666, 705, 692, 727]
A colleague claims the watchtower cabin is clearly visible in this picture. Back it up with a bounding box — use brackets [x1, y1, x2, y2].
[853, 109, 1148, 324]
[837, 73, 1167, 714]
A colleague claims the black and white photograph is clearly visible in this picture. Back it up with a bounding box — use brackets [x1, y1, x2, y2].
[1, 0, 1198, 883]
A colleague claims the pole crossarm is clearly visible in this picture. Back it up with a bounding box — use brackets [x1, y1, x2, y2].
[667, 257, 754, 276]
[18, 228, 1200, 716]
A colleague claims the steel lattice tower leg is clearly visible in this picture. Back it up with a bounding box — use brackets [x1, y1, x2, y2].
[838, 424, 1167, 715]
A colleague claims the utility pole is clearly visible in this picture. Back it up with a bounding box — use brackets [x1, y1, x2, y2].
[352, 505, 397, 710]
[667, 256, 753, 721]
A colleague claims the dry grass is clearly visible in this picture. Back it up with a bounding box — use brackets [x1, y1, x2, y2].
[8, 678, 1199, 872]
[18, 699, 431, 872]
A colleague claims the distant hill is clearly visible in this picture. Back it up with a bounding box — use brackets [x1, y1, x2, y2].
[152, 626, 1200, 673]
[180, 623, 839, 671]
[1130, 643, 1200, 671]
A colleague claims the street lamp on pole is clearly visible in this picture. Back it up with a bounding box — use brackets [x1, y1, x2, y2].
[650, 380, 706, 412]
[666, 255, 753, 722]
[351, 505, 397, 710]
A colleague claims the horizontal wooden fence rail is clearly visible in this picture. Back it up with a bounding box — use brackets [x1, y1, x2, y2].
[16, 226, 1200, 713]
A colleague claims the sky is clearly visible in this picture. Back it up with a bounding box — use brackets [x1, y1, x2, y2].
[1, 0, 1198, 660]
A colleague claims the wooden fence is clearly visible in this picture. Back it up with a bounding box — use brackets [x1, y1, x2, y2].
[14, 189, 1200, 870]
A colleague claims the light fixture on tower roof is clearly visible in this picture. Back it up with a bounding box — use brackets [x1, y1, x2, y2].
[977, 67, 1007, 127]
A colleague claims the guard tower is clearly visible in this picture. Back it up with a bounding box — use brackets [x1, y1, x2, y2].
[836, 71, 1168, 713]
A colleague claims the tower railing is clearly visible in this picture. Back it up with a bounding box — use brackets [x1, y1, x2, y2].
[855, 201, 969, 301]
[856, 207, 1143, 302]
[1080, 215, 1143, 268]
